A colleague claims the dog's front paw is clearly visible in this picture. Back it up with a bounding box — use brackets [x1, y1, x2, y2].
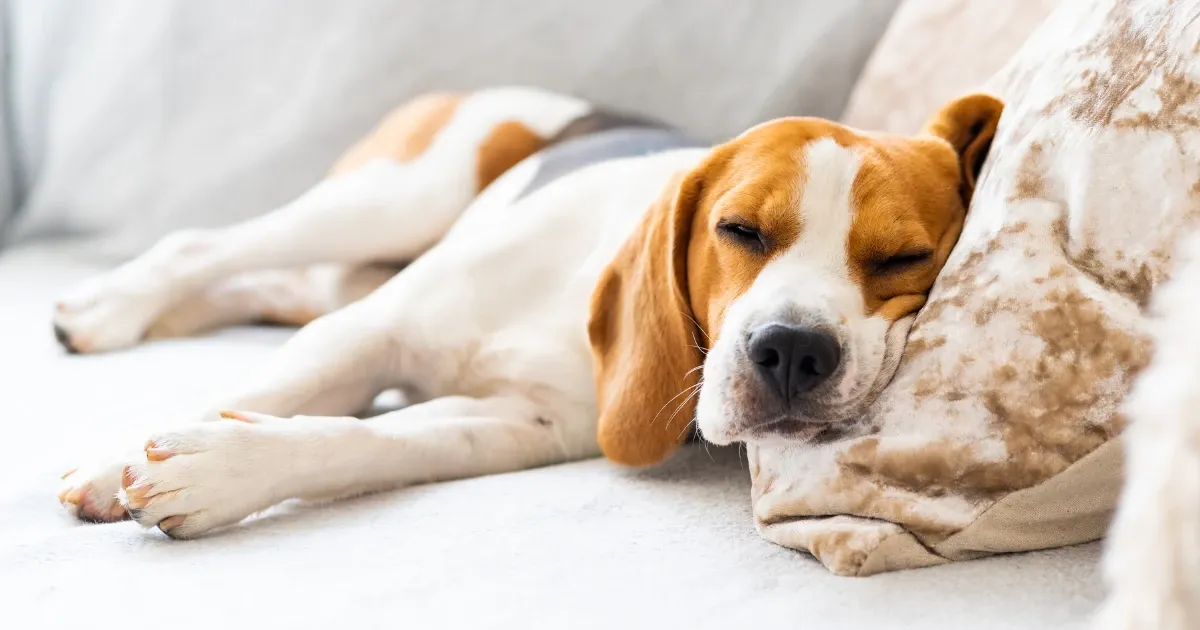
[120, 412, 301, 538]
[58, 460, 131, 523]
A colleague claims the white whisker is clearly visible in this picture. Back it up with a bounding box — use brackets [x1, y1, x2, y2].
[650, 382, 702, 429]
[666, 381, 703, 428]
[677, 417, 697, 441]
[681, 310, 711, 343]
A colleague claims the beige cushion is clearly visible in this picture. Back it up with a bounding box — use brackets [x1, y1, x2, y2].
[841, 0, 1061, 132]
[752, 0, 1200, 576]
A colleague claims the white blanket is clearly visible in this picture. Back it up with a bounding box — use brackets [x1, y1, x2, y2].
[0, 243, 1108, 629]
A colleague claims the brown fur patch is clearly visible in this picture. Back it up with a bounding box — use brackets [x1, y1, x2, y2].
[330, 93, 463, 175]
[683, 131, 805, 334]
[588, 172, 703, 466]
[476, 121, 547, 193]
[848, 95, 1003, 322]
[684, 106, 997, 332]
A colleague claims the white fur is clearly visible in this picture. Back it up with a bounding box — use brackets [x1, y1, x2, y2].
[54, 85, 709, 535]
[1095, 231, 1200, 629]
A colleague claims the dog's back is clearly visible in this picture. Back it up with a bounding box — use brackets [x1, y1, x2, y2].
[513, 116, 703, 201]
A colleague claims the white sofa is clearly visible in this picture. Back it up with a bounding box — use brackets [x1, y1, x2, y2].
[0, 2, 1108, 628]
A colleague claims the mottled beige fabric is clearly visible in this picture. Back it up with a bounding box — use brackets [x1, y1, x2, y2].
[841, 0, 1061, 133]
[753, 0, 1200, 576]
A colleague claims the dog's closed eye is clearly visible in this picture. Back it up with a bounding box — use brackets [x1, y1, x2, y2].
[871, 250, 933, 275]
[717, 219, 767, 253]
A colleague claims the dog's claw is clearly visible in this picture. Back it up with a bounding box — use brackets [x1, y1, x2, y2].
[144, 441, 175, 462]
[121, 465, 137, 489]
[66, 487, 87, 504]
[53, 323, 80, 354]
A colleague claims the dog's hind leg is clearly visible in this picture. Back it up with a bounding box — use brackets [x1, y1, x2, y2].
[144, 263, 398, 340]
[1096, 231, 1200, 630]
[52, 88, 589, 353]
[119, 394, 593, 539]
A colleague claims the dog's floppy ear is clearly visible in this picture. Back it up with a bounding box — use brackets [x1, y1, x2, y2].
[920, 93, 1004, 204]
[588, 168, 706, 467]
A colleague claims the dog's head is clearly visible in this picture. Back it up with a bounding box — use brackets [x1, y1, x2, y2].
[588, 94, 1003, 465]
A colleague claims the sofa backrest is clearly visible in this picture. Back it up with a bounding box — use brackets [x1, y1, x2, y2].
[0, 0, 899, 258]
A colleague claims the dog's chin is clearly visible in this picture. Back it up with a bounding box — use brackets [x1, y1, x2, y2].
[698, 389, 875, 447]
[743, 417, 845, 445]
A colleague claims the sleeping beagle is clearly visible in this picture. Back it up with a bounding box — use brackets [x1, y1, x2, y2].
[53, 87, 1001, 537]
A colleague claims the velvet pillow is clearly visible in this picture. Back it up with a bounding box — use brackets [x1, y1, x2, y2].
[751, 0, 1200, 576]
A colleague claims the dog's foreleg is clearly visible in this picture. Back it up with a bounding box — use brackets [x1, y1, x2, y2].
[117, 395, 584, 538]
[207, 283, 419, 419]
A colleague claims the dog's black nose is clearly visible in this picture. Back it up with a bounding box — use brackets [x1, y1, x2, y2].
[747, 324, 840, 402]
